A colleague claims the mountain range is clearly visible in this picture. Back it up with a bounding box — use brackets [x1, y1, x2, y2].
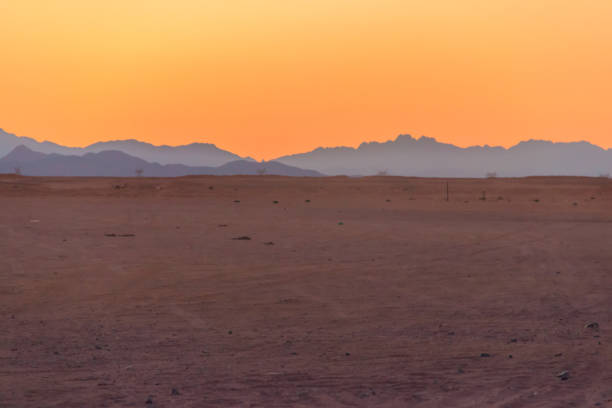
[0, 128, 247, 167]
[0, 145, 322, 177]
[275, 135, 612, 177]
[2, 128, 612, 177]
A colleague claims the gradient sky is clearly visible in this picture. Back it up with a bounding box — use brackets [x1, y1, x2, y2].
[1, 1, 611, 159]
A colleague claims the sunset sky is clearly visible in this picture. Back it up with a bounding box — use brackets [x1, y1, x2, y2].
[1, 1, 611, 159]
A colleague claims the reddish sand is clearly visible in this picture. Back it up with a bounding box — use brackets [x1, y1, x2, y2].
[1, 175, 611, 407]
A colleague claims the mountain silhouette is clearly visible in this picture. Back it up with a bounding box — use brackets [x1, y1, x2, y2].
[0, 129, 246, 167]
[2, 129, 612, 177]
[0, 146, 323, 177]
[274, 135, 612, 177]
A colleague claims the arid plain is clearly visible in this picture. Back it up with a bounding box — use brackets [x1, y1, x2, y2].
[1, 175, 611, 407]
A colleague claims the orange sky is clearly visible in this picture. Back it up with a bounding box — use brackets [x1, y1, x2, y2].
[1, 1, 611, 159]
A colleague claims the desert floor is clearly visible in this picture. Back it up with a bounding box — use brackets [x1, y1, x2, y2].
[0, 175, 611, 407]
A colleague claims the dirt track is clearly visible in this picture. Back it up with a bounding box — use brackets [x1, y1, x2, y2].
[1, 175, 611, 407]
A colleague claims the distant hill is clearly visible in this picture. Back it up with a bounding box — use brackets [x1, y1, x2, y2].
[3, 128, 612, 177]
[0, 145, 324, 177]
[0, 129, 246, 167]
[274, 135, 612, 177]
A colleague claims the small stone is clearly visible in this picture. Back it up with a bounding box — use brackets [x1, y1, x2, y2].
[480, 353, 491, 358]
[145, 397, 153, 404]
[264, 242, 274, 245]
[171, 388, 180, 396]
[508, 354, 513, 359]
[557, 370, 570, 381]
[345, 352, 351, 356]
[232, 236, 251, 240]
[585, 322, 600, 330]
[509, 338, 517, 343]
[228, 330, 232, 335]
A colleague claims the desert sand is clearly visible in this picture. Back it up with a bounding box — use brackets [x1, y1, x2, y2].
[1, 175, 611, 407]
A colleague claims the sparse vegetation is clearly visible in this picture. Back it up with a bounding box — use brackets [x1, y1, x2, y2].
[486, 172, 497, 178]
[135, 168, 144, 177]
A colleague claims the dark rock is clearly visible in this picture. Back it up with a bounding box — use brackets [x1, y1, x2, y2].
[480, 353, 491, 358]
[264, 242, 274, 245]
[557, 370, 570, 381]
[232, 236, 251, 240]
[171, 388, 180, 396]
[145, 397, 153, 404]
[585, 322, 600, 330]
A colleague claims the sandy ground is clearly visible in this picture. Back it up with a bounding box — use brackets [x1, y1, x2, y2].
[0, 175, 611, 407]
